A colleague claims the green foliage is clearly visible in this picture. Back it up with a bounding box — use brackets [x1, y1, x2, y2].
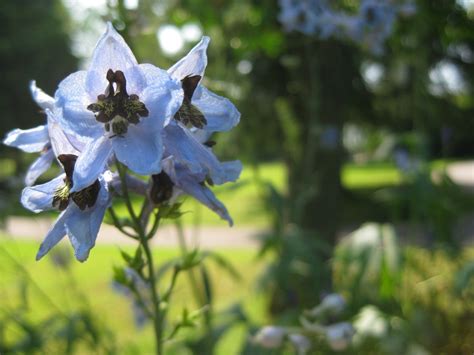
[0, 0, 77, 134]
[333, 223, 402, 309]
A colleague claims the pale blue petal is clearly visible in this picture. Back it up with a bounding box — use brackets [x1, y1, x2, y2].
[86, 22, 143, 97]
[167, 36, 210, 79]
[139, 64, 182, 128]
[164, 122, 216, 175]
[193, 86, 241, 132]
[36, 210, 68, 261]
[25, 148, 55, 186]
[46, 110, 81, 156]
[220, 160, 243, 182]
[71, 135, 113, 193]
[113, 124, 162, 175]
[3, 125, 49, 153]
[163, 123, 234, 184]
[189, 127, 213, 144]
[21, 174, 65, 213]
[174, 166, 233, 226]
[56, 71, 102, 138]
[30, 81, 54, 110]
[65, 186, 109, 262]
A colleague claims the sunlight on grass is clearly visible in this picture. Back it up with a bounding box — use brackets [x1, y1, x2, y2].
[0, 237, 270, 354]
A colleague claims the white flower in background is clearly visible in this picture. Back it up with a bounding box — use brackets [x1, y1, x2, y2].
[326, 322, 355, 351]
[353, 305, 388, 342]
[253, 326, 287, 348]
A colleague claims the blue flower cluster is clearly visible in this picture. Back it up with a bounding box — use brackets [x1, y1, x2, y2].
[278, 0, 416, 55]
[4, 23, 241, 262]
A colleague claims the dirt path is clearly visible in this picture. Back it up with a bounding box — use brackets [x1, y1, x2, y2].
[2, 216, 265, 250]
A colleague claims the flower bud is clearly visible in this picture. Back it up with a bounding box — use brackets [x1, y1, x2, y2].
[288, 333, 311, 355]
[253, 326, 286, 349]
[321, 293, 346, 314]
[306, 293, 346, 318]
[326, 322, 354, 351]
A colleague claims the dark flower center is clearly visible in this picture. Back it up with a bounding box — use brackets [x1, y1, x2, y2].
[174, 75, 207, 129]
[149, 171, 174, 204]
[87, 69, 149, 137]
[52, 154, 101, 211]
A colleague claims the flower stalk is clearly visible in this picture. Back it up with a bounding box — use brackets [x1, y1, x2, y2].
[116, 161, 164, 355]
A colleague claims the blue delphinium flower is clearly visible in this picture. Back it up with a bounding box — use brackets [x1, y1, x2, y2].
[3, 81, 56, 185]
[55, 23, 182, 193]
[167, 36, 240, 133]
[147, 36, 242, 224]
[167, 37, 241, 181]
[150, 157, 238, 226]
[21, 110, 112, 262]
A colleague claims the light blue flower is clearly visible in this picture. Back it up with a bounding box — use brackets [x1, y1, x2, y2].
[141, 35, 242, 225]
[160, 157, 239, 226]
[22, 171, 111, 262]
[55, 23, 182, 193]
[21, 111, 112, 262]
[154, 36, 242, 225]
[164, 36, 242, 183]
[167, 36, 240, 133]
[163, 121, 241, 185]
[3, 81, 55, 185]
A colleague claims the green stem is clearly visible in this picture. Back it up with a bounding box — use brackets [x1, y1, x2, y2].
[116, 162, 164, 355]
[175, 221, 214, 350]
[175, 221, 205, 305]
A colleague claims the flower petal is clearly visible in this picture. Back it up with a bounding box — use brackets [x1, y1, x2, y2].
[163, 123, 237, 185]
[220, 160, 243, 182]
[65, 197, 108, 262]
[167, 36, 210, 79]
[193, 86, 240, 132]
[113, 124, 162, 175]
[56, 70, 102, 138]
[170, 164, 233, 226]
[21, 174, 65, 213]
[30, 81, 54, 110]
[86, 22, 143, 97]
[3, 125, 49, 153]
[36, 210, 68, 261]
[24, 148, 55, 186]
[71, 135, 112, 192]
[139, 64, 182, 128]
[46, 110, 81, 156]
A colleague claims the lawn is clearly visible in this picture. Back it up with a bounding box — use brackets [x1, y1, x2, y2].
[0, 237, 270, 354]
[2, 236, 474, 354]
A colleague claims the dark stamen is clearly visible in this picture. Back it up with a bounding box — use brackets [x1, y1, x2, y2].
[174, 75, 207, 129]
[150, 172, 174, 204]
[52, 154, 101, 211]
[87, 69, 148, 137]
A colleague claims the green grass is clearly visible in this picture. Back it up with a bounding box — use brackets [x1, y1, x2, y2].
[0, 237, 269, 354]
[2, 236, 474, 353]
